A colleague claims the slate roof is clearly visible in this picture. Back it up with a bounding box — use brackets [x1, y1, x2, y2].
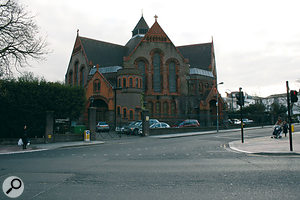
[190, 68, 214, 78]
[89, 66, 122, 75]
[132, 16, 149, 35]
[125, 35, 144, 55]
[80, 36, 127, 67]
[177, 43, 212, 70]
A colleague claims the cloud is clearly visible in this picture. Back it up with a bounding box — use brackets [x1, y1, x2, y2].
[18, 0, 300, 97]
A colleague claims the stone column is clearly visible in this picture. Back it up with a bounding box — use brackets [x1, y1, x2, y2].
[45, 111, 54, 143]
[88, 107, 97, 140]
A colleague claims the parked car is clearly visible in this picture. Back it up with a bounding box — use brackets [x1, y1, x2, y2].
[125, 120, 142, 135]
[235, 119, 254, 125]
[121, 121, 138, 134]
[150, 122, 170, 129]
[149, 119, 159, 126]
[96, 122, 110, 132]
[122, 119, 160, 135]
[242, 118, 254, 124]
[177, 119, 200, 128]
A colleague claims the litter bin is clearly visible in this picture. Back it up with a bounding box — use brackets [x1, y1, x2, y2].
[84, 130, 90, 141]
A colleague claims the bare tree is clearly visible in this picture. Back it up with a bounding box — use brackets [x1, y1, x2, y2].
[0, 0, 48, 77]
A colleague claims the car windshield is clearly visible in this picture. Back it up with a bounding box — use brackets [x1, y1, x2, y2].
[98, 122, 107, 125]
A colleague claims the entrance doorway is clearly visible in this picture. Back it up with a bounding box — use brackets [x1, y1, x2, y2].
[92, 99, 108, 122]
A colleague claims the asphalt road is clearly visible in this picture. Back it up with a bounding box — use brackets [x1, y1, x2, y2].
[1, 127, 300, 200]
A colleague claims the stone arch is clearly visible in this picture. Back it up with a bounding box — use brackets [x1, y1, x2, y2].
[92, 98, 109, 122]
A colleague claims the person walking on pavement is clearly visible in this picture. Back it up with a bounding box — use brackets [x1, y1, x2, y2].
[22, 125, 28, 149]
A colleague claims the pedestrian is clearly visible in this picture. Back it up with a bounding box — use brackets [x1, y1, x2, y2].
[275, 117, 283, 126]
[22, 125, 28, 149]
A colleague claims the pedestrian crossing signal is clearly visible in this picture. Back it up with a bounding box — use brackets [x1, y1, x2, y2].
[236, 92, 244, 106]
[290, 90, 298, 102]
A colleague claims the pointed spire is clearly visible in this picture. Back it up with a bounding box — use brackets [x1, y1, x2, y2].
[132, 16, 149, 37]
[77, 29, 79, 36]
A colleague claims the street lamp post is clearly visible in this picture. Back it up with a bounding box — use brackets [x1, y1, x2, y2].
[216, 82, 224, 132]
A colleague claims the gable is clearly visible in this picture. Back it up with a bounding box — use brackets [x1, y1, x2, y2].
[125, 20, 186, 63]
[86, 70, 114, 110]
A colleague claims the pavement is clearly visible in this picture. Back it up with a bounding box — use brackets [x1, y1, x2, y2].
[229, 132, 300, 155]
[152, 128, 300, 156]
[0, 141, 104, 155]
[1, 129, 299, 156]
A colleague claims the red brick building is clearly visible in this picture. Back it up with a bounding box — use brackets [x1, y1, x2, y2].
[65, 16, 224, 127]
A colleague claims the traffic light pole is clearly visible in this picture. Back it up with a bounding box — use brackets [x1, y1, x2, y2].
[286, 81, 293, 151]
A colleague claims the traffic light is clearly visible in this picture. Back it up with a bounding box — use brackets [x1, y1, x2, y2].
[236, 92, 245, 106]
[290, 90, 298, 102]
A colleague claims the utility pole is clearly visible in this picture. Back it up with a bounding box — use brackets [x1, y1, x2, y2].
[239, 87, 244, 143]
[286, 81, 293, 151]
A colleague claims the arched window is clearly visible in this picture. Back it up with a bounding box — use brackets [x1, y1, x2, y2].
[205, 83, 209, 89]
[80, 66, 85, 87]
[135, 78, 139, 88]
[199, 82, 203, 93]
[148, 102, 153, 115]
[68, 71, 73, 86]
[153, 53, 161, 92]
[129, 110, 134, 120]
[118, 78, 121, 87]
[93, 79, 101, 93]
[123, 108, 127, 119]
[155, 101, 161, 114]
[123, 77, 127, 88]
[171, 101, 176, 115]
[169, 61, 177, 93]
[138, 61, 146, 90]
[74, 61, 79, 85]
[163, 102, 169, 116]
[129, 77, 133, 88]
[117, 106, 121, 116]
[139, 78, 142, 89]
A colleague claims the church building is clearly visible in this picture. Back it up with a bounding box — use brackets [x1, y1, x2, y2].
[65, 15, 224, 127]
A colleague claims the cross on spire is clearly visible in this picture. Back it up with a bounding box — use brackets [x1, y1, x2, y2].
[154, 14, 158, 22]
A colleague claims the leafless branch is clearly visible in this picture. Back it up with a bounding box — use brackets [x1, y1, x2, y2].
[0, 0, 48, 77]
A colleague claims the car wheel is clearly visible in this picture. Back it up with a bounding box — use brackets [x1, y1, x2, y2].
[134, 129, 139, 135]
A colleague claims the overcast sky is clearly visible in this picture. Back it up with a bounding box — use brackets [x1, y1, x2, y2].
[19, 0, 300, 97]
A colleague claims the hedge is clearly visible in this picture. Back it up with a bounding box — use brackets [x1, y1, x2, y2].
[0, 79, 86, 138]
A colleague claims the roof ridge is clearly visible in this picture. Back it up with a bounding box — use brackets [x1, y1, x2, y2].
[79, 36, 126, 48]
[177, 42, 212, 48]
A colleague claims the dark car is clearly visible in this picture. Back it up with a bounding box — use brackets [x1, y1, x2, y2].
[96, 122, 110, 132]
[177, 119, 200, 128]
[121, 121, 140, 134]
[123, 120, 142, 135]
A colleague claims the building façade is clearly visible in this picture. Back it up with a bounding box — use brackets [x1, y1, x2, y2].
[65, 16, 224, 127]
